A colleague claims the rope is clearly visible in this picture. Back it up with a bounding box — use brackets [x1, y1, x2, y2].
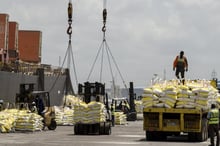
[100, 42, 104, 82]
[69, 41, 78, 86]
[87, 0, 128, 93]
[49, 41, 69, 93]
[105, 41, 115, 85]
[87, 41, 104, 81]
[49, 0, 78, 94]
[105, 41, 128, 91]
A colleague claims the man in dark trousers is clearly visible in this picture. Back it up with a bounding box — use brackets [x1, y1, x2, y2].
[173, 51, 188, 85]
[110, 103, 115, 126]
[207, 104, 219, 146]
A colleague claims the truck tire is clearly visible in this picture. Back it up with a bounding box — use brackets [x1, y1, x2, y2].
[188, 132, 196, 142]
[188, 118, 208, 142]
[99, 123, 105, 135]
[146, 131, 154, 141]
[196, 118, 208, 142]
[74, 124, 79, 135]
[104, 122, 111, 135]
[48, 119, 57, 130]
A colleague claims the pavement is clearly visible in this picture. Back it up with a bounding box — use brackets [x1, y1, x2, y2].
[0, 120, 212, 146]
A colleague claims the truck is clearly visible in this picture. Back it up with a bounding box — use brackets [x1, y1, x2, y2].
[143, 107, 209, 142]
[74, 82, 112, 135]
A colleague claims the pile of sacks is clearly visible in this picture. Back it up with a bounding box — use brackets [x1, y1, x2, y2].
[55, 106, 74, 125]
[114, 112, 127, 125]
[62, 95, 81, 108]
[74, 101, 107, 124]
[134, 100, 143, 113]
[0, 109, 43, 133]
[54, 94, 82, 125]
[15, 110, 43, 131]
[0, 110, 15, 133]
[142, 80, 219, 110]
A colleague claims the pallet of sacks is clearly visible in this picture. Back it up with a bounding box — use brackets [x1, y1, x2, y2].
[0, 110, 15, 133]
[0, 109, 43, 133]
[142, 80, 220, 110]
[114, 112, 127, 125]
[74, 101, 106, 124]
[134, 100, 143, 114]
[55, 106, 74, 126]
[15, 110, 43, 132]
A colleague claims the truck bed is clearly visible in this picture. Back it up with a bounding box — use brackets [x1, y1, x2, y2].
[143, 107, 209, 142]
[143, 107, 208, 133]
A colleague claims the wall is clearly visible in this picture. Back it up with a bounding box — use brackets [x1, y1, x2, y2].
[18, 30, 42, 63]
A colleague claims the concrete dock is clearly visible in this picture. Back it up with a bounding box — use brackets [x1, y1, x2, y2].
[0, 120, 211, 146]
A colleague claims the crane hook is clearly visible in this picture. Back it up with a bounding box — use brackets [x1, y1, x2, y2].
[67, 26, 72, 35]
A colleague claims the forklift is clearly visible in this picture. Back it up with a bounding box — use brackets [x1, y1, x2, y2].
[111, 82, 137, 121]
[74, 82, 112, 135]
[15, 83, 57, 130]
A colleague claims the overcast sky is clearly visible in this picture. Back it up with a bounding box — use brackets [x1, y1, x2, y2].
[1, 0, 220, 90]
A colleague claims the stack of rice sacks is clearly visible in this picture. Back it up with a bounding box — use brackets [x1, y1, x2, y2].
[15, 110, 43, 131]
[142, 80, 220, 110]
[0, 109, 43, 132]
[74, 101, 106, 124]
[134, 100, 143, 113]
[114, 112, 127, 125]
[55, 95, 82, 125]
[176, 85, 194, 108]
[0, 110, 16, 133]
[55, 106, 74, 125]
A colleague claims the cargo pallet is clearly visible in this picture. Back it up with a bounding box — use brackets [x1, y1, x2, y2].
[74, 121, 111, 135]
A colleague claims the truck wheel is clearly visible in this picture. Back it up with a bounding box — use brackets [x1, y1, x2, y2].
[146, 131, 154, 141]
[74, 124, 79, 135]
[188, 132, 196, 142]
[204, 119, 208, 140]
[99, 123, 105, 135]
[196, 118, 208, 142]
[104, 123, 111, 135]
[48, 119, 57, 130]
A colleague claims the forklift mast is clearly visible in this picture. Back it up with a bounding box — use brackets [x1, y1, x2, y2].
[16, 83, 35, 103]
[127, 82, 137, 121]
[129, 82, 135, 112]
[78, 82, 106, 104]
[78, 82, 110, 111]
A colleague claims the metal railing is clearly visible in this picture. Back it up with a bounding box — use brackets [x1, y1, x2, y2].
[0, 61, 66, 76]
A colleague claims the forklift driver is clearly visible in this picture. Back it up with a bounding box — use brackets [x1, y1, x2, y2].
[30, 102, 38, 113]
[35, 95, 45, 116]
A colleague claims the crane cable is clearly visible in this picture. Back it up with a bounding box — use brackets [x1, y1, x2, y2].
[87, 3, 108, 82]
[49, 0, 78, 94]
[87, 0, 128, 91]
[67, 0, 78, 87]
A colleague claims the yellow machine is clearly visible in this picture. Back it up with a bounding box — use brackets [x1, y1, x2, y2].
[143, 107, 208, 142]
[15, 84, 57, 130]
[30, 91, 57, 130]
[74, 82, 112, 135]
